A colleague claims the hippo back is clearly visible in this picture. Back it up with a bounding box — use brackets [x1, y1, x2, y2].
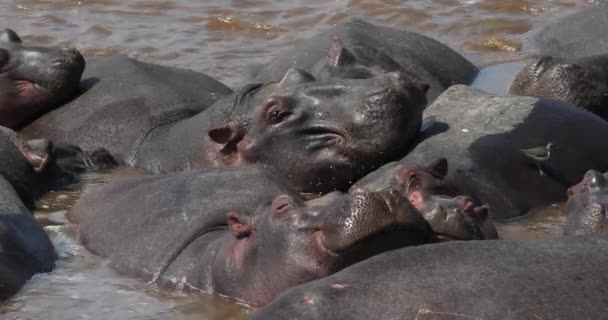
[21, 55, 233, 164]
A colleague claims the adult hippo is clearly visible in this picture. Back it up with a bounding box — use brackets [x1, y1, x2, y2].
[0, 176, 56, 300]
[524, 3, 608, 59]
[510, 55, 608, 120]
[251, 235, 608, 320]
[133, 68, 427, 193]
[0, 126, 116, 206]
[0, 28, 84, 129]
[355, 85, 608, 219]
[21, 54, 233, 160]
[564, 170, 608, 235]
[253, 18, 478, 104]
[67, 166, 436, 307]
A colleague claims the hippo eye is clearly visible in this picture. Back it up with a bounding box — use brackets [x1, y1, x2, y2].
[265, 104, 292, 125]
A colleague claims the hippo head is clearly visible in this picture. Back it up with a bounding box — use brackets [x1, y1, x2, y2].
[0, 28, 85, 129]
[206, 68, 428, 193]
[509, 56, 608, 117]
[391, 159, 498, 240]
[212, 188, 435, 307]
[311, 36, 404, 81]
[564, 170, 608, 235]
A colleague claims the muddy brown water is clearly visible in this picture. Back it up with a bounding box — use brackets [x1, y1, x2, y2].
[0, 1, 596, 319]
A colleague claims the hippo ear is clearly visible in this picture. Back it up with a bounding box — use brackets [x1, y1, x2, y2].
[0, 28, 22, 44]
[474, 205, 490, 221]
[327, 36, 356, 67]
[278, 67, 316, 87]
[208, 121, 244, 154]
[227, 211, 252, 239]
[426, 158, 448, 179]
[24, 139, 52, 173]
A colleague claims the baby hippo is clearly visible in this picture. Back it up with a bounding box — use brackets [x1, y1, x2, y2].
[0, 28, 85, 129]
[391, 158, 499, 240]
[564, 169, 608, 235]
[510, 55, 608, 120]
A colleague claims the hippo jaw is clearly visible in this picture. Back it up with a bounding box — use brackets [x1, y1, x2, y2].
[564, 170, 608, 235]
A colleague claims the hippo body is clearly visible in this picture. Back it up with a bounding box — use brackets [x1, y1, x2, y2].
[254, 18, 478, 104]
[0, 176, 56, 300]
[0, 29, 84, 129]
[21, 55, 233, 163]
[355, 85, 608, 219]
[251, 235, 608, 320]
[68, 166, 435, 307]
[524, 3, 608, 59]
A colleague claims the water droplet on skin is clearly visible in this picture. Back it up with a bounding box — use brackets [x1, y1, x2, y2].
[461, 128, 469, 132]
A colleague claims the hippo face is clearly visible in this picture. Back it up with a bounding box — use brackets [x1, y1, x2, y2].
[392, 158, 457, 196]
[509, 56, 608, 118]
[0, 28, 85, 129]
[213, 188, 434, 307]
[208, 68, 428, 193]
[564, 170, 608, 235]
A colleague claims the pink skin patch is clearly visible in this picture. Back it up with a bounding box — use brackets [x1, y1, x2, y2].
[15, 80, 42, 104]
[330, 283, 349, 289]
[408, 191, 425, 210]
[303, 295, 317, 305]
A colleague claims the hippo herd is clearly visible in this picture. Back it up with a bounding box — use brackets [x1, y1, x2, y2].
[2, 4, 608, 319]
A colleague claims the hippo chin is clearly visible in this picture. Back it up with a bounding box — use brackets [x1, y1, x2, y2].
[67, 166, 435, 307]
[251, 235, 608, 320]
[0, 28, 84, 129]
[564, 170, 608, 235]
[0, 176, 56, 300]
[355, 85, 608, 219]
[253, 18, 478, 104]
[134, 68, 428, 193]
[510, 55, 608, 120]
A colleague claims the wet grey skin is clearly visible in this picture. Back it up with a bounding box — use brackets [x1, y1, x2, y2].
[564, 169, 608, 235]
[0, 28, 84, 129]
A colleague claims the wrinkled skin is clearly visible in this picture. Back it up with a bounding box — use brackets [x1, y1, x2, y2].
[0, 125, 116, 206]
[510, 55, 608, 120]
[251, 235, 608, 320]
[524, 3, 608, 59]
[389, 159, 498, 240]
[135, 68, 427, 193]
[355, 85, 608, 219]
[0, 176, 56, 300]
[68, 166, 435, 307]
[0, 28, 84, 129]
[253, 18, 478, 104]
[564, 170, 608, 235]
[21, 54, 233, 162]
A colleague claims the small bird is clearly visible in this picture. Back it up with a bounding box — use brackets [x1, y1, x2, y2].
[521, 143, 553, 176]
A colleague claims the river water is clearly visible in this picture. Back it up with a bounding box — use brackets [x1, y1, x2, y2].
[0, 0, 596, 319]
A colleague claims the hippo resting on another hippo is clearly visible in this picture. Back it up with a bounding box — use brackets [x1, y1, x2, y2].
[67, 166, 436, 307]
[251, 235, 608, 320]
[253, 18, 478, 104]
[21, 54, 233, 162]
[564, 169, 608, 236]
[0, 126, 117, 207]
[355, 85, 608, 220]
[26, 63, 427, 193]
[509, 54, 608, 120]
[0, 176, 56, 300]
[0, 28, 84, 129]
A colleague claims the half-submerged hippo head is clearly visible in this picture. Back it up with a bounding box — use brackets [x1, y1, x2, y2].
[212, 188, 435, 307]
[391, 158, 498, 240]
[564, 170, 608, 235]
[509, 55, 608, 119]
[206, 68, 428, 193]
[0, 28, 85, 129]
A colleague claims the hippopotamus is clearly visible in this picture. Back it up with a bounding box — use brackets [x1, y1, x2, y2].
[0, 28, 84, 129]
[253, 18, 478, 104]
[20, 54, 233, 160]
[564, 170, 608, 235]
[509, 55, 608, 120]
[524, 3, 608, 59]
[67, 166, 436, 307]
[0, 176, 56, 300]
[389, 159, 499, 240]
[354, 85, 608, 219]
[251, 235, 608, 320]
[0, 125, 116, 206]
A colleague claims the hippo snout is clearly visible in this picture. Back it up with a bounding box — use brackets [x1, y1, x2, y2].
[584, 170, 606, 188]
